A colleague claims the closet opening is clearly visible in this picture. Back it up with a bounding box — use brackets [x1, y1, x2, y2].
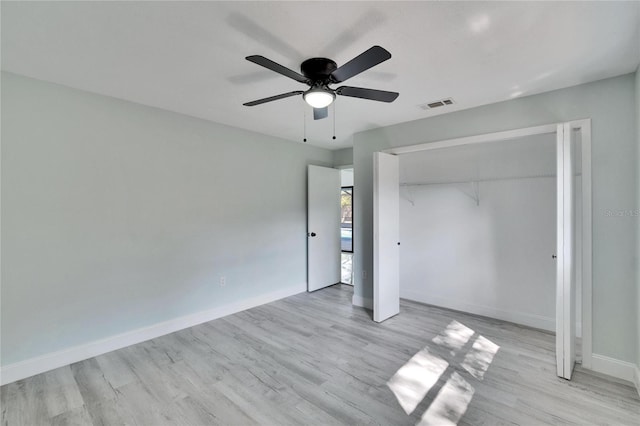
[374, 121, 592, 380]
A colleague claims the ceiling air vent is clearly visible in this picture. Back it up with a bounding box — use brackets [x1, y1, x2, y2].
[419, 98, 455, 110]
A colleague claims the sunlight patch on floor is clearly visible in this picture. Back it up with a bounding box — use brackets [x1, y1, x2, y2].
[387, 320, 501, 425]
[432, 320, 474, 355]
[418, 372, 475, 426]
[387, 348, 449, 415]
[462, 335, 500, 380]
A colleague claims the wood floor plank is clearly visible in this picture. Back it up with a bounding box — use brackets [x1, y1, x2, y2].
[83, 398, 126, 426]
[70, 358, 118, 407]
[1, 377, 49, 426]
[49, 405, 93, 426]
[2, 284, 639, 425]
[38, 366, 85, 419]
[94, 351, 138, 390]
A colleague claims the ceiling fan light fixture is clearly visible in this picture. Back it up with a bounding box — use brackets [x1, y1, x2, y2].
[303, 88, 335, 108]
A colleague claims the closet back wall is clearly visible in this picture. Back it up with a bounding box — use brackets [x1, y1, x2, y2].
[400, 177, 574, 332]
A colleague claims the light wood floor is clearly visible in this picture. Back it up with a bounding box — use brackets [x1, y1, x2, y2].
[2, 284, 639, 425]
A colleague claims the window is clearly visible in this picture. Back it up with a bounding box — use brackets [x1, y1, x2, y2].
[341, 186, 354, 285]
[341, 187, 353, 253]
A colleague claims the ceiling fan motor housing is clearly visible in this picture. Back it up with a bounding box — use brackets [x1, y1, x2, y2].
[300, 58, 338, 83]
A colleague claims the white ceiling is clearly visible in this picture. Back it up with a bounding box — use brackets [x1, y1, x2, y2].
[2, 1, 639, 150]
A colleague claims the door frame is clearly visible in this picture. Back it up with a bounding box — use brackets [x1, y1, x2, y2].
[380, 120, 593, 370]
[337, 166, 355, 286]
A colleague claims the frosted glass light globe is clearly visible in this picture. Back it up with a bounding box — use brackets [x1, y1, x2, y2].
[304, 89, 335, 108]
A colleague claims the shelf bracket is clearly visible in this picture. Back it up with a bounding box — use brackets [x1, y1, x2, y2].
[457, 181, 480, 206]
[400, 186, 415, 206]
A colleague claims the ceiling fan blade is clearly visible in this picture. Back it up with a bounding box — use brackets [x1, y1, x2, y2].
[336, 86, 399, 102]
[246, 55, 309, 84]
[313, 107, 328, 120]
[243, 91, 304, 106]
[330, 46, 391, 83]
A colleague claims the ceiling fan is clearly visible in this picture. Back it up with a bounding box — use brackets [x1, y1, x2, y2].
[243, 46, 399, 120]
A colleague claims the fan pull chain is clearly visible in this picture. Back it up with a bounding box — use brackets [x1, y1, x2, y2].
[303, 106, 307, 143]
[332, 103, 336, 140]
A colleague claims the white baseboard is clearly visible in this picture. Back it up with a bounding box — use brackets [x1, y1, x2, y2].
[401, 291, 561, 333]
[633, 364, 640, 398]
[352, 294, 373, 310]
[590, 354, 638, 383]
[0, 284, 304, 386]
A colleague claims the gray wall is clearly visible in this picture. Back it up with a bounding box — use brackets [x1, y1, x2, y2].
[1, 72, 333, 365]
[353, 73, 638, 363]
[333, 148, 353, 168]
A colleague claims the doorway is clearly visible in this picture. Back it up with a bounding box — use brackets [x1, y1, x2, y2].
[341, 168, 354, 285]
[373, 121, 592, 380]
[307, 165, 354, 291]
[307, 165, 341, 292]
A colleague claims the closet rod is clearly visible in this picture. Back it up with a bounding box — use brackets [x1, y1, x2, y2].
[400, 172, 583, 187]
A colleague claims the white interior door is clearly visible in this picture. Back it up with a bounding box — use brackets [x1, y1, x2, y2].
[307, 165, 341, 292]
[373, 152, 400, 322]
[556, 123, 577, 379]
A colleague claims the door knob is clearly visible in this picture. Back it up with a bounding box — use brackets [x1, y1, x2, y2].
[308, 232, 317, 237]
[552, 254, 557, 259]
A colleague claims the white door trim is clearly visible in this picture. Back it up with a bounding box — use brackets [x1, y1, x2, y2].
[373, 152, 400, 322]
[382, 124, 559, 155]
[570, 119, 592, 369]
[556, 123, 566, 377]
[381, 120, 593, 370]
